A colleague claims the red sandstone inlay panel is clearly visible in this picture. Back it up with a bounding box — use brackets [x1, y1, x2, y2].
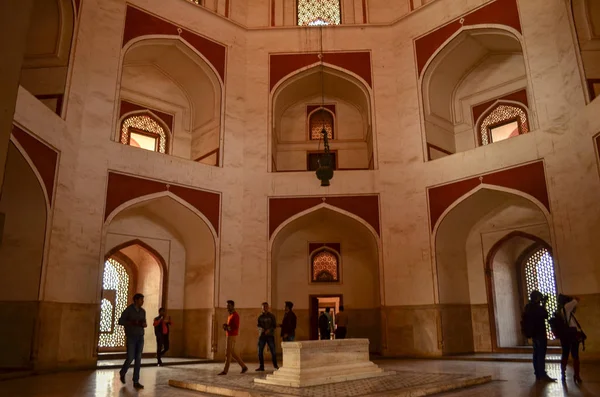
[428, 161, 550, 231]
[270, 52, 372, 91]
[11, 126, 59, 206]
[471, 89, 528, 124]
[415, 0, 522, 75]
[119, 100, 174, 130]
[122, 6, 226, 81]
[105, 172, 220, 234]
[269, 195, 380, 237]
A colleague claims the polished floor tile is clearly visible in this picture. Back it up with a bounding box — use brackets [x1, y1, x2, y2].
[0, 359, 597, 396]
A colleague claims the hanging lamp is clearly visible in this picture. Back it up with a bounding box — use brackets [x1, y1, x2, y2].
[315, 26, 333, 187]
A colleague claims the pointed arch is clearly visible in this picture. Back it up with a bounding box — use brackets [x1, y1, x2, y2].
[431, 183, 552, 239]
[104, 191, 218, 244]
[104, 238, 169, 309]
[419, 24, 537, 160]
[268, 203, 384, 305]
[269, 63, 376, 171]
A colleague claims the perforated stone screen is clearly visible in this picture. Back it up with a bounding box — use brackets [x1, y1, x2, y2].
[298, 0, 341, 26]
[524, 248, 558, 339]
[98, 258, 130, 348]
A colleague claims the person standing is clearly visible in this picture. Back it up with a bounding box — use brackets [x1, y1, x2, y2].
[334, 305, 348, 339]
[118, 293, 147, 389]
[256, 302, 279, 371]
[153, 307, 171, 366]
[558, 294, 584, 383]
[219, 300, 248, 375]
[523, 290, 555, 382]
[318, 308, 331, 340]
[280, 301, 297, 342]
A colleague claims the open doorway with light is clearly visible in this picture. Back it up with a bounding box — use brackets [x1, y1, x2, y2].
[309, 295, 342, 340]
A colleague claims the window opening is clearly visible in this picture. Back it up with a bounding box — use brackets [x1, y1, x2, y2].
[120, 114, 167, 153]
[98, 258, 130, 348]
[310, 109, 334, 140]
[524, 247, 558, 340]
[311, 250, 339, 282]
[298, 0, 341, 26]
[480, 104, 528, 145]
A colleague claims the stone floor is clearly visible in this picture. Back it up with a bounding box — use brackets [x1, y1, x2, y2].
[97, 357, 209, 369]
[0, 359, 597, 396]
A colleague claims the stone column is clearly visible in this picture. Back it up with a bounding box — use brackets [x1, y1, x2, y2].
[0, 0, 34, 195]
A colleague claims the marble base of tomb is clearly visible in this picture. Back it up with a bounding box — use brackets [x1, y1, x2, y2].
[253, 338, 391, 387]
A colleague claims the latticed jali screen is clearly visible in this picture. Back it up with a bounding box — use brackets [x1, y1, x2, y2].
[524, 248, 558, 339]
[98, 258, 130, 348]
[298, 0, 341, 26]
[312, 250, 339, 281]
[480, 105, 528, 145]
[310, 111, 334, 140]
[121, 115, 167, 153]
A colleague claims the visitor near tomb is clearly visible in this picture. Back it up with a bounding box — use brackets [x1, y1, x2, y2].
[522, 290, 555, 382]
[335, 305, 348, 339]
[219, 300, 248, 375]
[319, 307, 331, 340]
[280, 301, 297, 342]
[557, 294, 585, 383]
[118, 293, 147, 389]
[153, 307, 171, 366]
[256, 302, 279, 371]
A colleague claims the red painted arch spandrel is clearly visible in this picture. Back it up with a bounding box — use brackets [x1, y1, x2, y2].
[269, 195, 380, 238]
[415, 0, 522, 75]
[428, 161, 550, 232]
[270, 52, 372, 91]
[122, 6, 226, 81]
[11, 126, 58, 206]
[104, 172, 220, 235]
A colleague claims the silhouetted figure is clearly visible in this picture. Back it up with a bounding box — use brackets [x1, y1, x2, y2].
[256, 302, 279, 371]
[153, 308, 171, 366]
[335, 305, 348, 339]
[319, 307, 331, 340]
[280, 301, 297, 342]
[119, 293, 147, 389]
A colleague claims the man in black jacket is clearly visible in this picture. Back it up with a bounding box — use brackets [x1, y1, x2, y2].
[280, 301, 297, 341]
[256, 302, 279, 371]
[524, 290, 555, 382]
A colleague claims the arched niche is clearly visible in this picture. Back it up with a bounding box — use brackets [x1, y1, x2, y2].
[102, 194, 217, 358]
[422, 27, 533, 160]
[118, 37, 223, 165]
[20, 0, 75, 115]
[98, 241, 167, 353]
[0, 141, 48, 368]
[485, 232, 558, 350]
[270, 65, 375, 172]
[434, 186, 552, 354]
[570, 0, 600, 101]
[270, 207, 381, 351]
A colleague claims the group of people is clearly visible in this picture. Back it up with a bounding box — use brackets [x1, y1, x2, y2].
[523, 290, 586, 383]
[318, 306, 348, 340]
[219, 301, 349, 375]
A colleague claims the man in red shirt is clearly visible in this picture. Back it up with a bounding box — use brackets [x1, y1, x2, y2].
[219, 300, 248, 375]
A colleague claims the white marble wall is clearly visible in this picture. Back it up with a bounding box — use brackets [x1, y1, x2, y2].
[8, 0, 600, 362]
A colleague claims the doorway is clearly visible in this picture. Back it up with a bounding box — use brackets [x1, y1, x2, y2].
[309, 294, 342, 340]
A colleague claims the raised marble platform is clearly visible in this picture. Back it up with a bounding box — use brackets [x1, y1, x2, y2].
[254, 339, 390, 387]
